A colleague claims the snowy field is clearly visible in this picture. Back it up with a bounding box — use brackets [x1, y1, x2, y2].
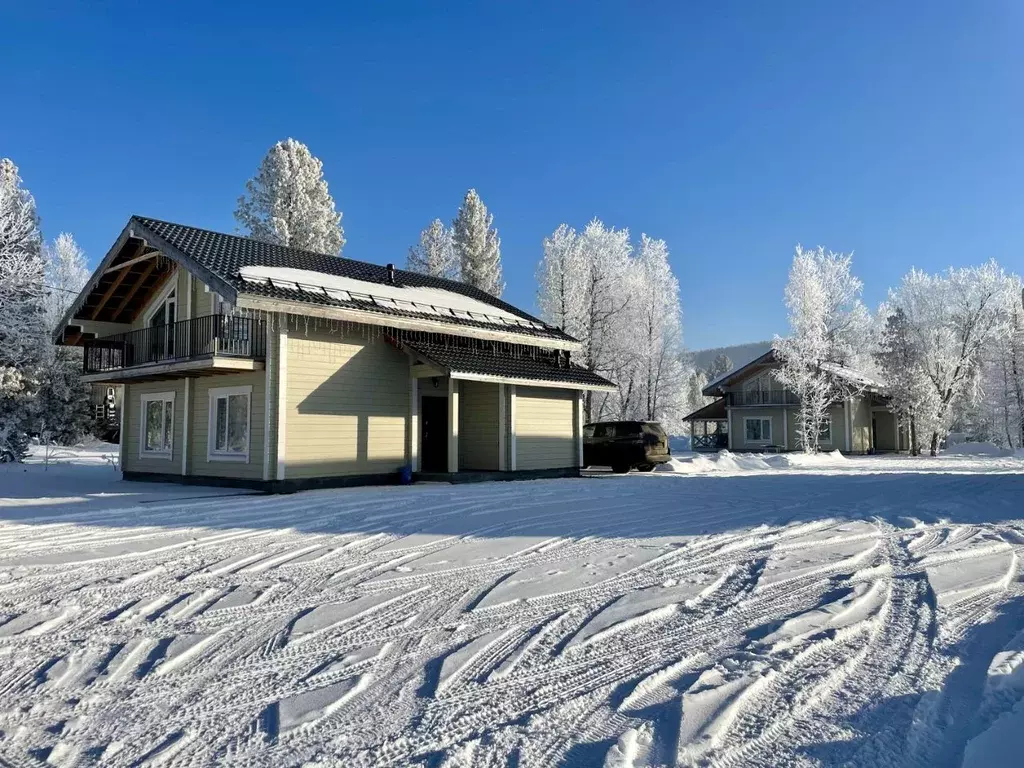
[2, 450, 1024, 766]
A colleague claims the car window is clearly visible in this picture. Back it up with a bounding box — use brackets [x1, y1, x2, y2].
[583, 425, 596, 438]
[615, 422, 642, 437]
[593, 424, 610, 438]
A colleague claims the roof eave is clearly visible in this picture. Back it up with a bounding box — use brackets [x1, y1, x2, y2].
[448, 370, 617, 392]
[236, 293, 582, 352]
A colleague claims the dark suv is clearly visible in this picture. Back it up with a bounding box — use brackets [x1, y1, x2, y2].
[583, 421, 671, 473]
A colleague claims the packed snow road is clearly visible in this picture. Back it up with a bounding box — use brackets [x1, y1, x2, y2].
[1, 453, 1024, 766]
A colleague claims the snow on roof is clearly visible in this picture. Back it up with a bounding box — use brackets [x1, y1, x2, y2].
[820, 362, 885, 390]
[239, 266, 546, 330]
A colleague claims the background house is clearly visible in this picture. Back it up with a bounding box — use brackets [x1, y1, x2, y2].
[683, 350, 907, 453]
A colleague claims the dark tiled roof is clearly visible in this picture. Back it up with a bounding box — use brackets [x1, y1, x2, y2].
[132, 216, 574, 343]
[404, 340, 616, 389]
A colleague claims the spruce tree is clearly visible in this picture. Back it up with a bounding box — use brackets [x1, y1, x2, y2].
[235, 138, 345, 256]
[452, 189, 503, 296]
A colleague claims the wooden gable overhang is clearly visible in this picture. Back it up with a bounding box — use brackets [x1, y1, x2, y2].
[53, 218, 235, 346]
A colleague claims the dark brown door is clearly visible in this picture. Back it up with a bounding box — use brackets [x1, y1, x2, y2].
[420, 396, 448, 472]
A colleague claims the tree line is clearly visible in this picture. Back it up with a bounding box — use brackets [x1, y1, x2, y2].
[4, 137, 1020, 459]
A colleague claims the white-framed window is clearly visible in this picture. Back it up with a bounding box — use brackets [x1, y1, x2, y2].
[819, 415, 833, 444]
[744, 417, 772, 445]
[207, 385, 252, 462]
[140, 392, 175, 459]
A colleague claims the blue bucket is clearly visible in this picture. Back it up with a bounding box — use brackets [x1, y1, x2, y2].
[398, 464, 413, 485]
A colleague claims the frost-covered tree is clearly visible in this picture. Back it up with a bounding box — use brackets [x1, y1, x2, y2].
[407, 219, 458, 280]
[452, 189, 503, 297]
[773, 246, 871, 453]
[0, 159, 46, 460]
[536, 224, 585, 341]
[618, 235, 687, 430]
[35, 233, 92, 444]
[537, 221, 686, 428]
[706, 353, 733, 381]
[235, 138, 345, 255]
[886, 262, 1012, 455]
[875, 307, 935, 454]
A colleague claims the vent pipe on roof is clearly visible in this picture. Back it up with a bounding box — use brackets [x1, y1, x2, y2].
[386, 263, 396, 285]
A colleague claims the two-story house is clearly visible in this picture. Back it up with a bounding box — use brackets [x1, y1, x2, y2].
[683, 350, 908, 453]
[54, 217, 616, 490]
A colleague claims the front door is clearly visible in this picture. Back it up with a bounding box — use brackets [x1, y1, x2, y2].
[420, 396, 448, 472]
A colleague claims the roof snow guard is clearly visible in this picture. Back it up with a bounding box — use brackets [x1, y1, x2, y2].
[129, 217, 577, 348]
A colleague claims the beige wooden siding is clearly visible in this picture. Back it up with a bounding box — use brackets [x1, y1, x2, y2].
[459, 381, 499, 470]
[515, 386, 576, 470]
[284, 326, 409, 479]
[189, 371, 266, 480]
[122, 379, 186, 473]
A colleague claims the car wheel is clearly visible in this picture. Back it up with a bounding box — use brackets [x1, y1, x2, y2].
[637, 464, 656, 472]
[611, 463, 631, 474]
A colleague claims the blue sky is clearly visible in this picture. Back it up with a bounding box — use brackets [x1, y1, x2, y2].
[2, 1, 1022, 349]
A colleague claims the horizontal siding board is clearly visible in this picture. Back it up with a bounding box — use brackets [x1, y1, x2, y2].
[285, 327, 409, 479]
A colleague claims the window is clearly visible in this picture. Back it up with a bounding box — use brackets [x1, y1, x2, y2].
[140, 392, 174, 458]
[208, 385, 252, 462]
[818, 416, 832, 443]
[583, 424, 596, 438]
[744, 417, 772, 444]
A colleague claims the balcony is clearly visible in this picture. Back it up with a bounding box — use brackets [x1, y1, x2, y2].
[83, 314, 266, 380]
[729, 390, 799, 406]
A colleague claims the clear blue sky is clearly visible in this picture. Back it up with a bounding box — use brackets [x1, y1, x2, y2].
[3, 1, 1022, 349]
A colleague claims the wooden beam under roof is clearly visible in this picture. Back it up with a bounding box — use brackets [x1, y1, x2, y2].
[101, 248, 160, 275]
[89, 263, 133, 320]
[108, 259, 160, 322]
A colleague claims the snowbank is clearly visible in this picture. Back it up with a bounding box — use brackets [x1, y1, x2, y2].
[658, 449, 849, 475]
[944, 442, 1011, 458]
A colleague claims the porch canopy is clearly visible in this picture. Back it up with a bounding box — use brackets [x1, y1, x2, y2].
[682, 397, 729, 451]
[400, 337, 617, 391]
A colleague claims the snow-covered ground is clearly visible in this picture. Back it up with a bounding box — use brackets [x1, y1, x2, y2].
[2, 449, 1024, 766]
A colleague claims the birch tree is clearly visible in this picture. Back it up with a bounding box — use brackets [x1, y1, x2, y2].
[0, 159, 46, 459]
[536, 223, 585, 340]
[452, 189, 503, 297]
[773, 246, 871, 453]
[537, 221, 687, 429]
[36, 233, 92, 444]
[407, 219, 458, 280]
[235, 138, 345, 255]
[622, 235, 687, 430]
[887, 262, 1012, 455]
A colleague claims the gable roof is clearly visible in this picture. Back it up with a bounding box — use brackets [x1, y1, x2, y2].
[702, 348, 884, 396]
[134, 217, 575, 346]
[58, 216, 576, 349]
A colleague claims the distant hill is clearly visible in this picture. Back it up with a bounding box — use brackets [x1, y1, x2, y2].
[691, 341, 772, 375]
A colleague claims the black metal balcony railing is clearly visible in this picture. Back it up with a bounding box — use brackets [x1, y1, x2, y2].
[84, 314, 266, 374]
[730, 390, 800, 406]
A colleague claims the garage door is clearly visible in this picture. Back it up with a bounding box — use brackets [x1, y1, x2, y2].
[515, 387, 576, 470]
